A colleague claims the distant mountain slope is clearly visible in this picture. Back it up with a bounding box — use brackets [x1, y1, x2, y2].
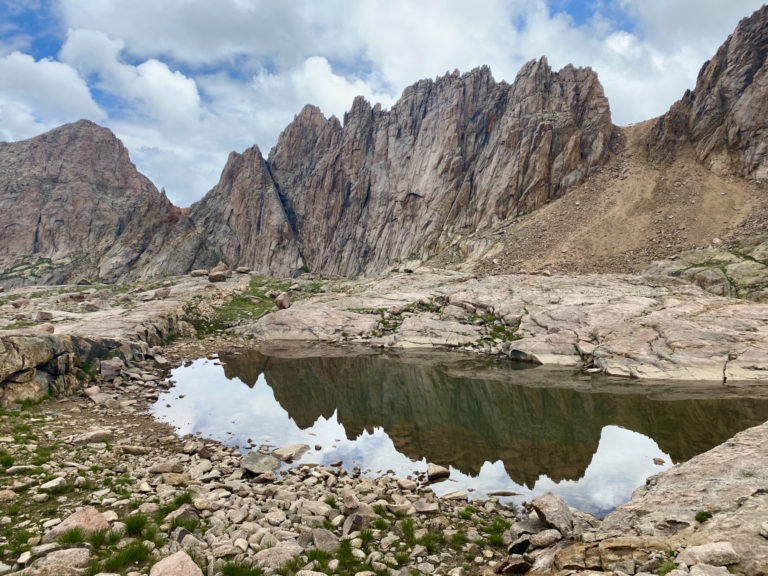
[1, 6, 766, 286]
[648, 4, 768, 180]
[0, 120, 217, 286]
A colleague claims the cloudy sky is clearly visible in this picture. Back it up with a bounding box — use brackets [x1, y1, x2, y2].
[0, 0, 763, 206]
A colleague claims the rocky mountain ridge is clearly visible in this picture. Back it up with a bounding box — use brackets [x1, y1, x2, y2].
[0, 120, 217, 286]
[194, 58, 613, 277]
[0, 5, 766, 286]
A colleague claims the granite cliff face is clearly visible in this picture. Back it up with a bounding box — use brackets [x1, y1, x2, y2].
[0, 120, 217, 286]
[648, 5, 768, 180]
[188, 145, 304, 276]
[194, 59, 612, 276]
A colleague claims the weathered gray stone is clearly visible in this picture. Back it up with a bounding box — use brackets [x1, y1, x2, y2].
[427, 463, 450, 481]
[312, 528, 340, 552]
[531, 492, 573, 536]
[272, 443, 309, 462]
[35, 548, 91, 570]
[241, 451, 280, 474]
[677, 542, 740, 567]
[254, 540, 303, 569]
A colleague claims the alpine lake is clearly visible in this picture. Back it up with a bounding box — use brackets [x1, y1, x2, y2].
[152, 346, 768, 517]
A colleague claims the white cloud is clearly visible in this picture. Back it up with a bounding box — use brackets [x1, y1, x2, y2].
[0, 51, 104, 141]
[2, 0, 765, 204]
[58, 0, 314, 67]
[252, 56, 395, 124]
[60, 29, 202, 133]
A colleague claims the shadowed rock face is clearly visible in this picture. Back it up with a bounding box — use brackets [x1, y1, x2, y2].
[217, 349, 768, 488]
[647, 5, 768, 180]
[0, 120, 218, 286]
[194, 59, 612, 276]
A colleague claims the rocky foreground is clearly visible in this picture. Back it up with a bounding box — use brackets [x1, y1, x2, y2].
[0, 343, 766, 576]
[0, 268, 767, 575]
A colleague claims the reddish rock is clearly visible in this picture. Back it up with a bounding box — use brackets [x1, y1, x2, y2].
[0, 120, 217, 286]
[208, 271, 227, 283]
[149, 551, 203, 576]
[192, 61, 611, 278]
[275, 292, 291, 309]
[42, 506, 109, 543]
[0, 489, 17, 501]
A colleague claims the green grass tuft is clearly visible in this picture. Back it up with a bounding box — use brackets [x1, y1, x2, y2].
[102, 541, 151, 572]
[124, 512, 148, 536]
[400, 518, 416, 547]
[57, 527, 86, 545]
[450, 531, 469, 549]
[695, 510, 713, 523]
[658, 560, 677, 576]
[170, 516, 200, 532]
[372, 517, 388, 530]
[221, 561, 264, 576]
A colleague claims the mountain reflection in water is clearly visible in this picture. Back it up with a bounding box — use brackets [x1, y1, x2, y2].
[153, 346, 768, 515]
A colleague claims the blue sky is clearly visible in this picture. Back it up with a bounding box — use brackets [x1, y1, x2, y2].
[0, 0, 764, 206]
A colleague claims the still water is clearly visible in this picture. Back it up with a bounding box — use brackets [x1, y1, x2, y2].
[152, 346, 768, 516]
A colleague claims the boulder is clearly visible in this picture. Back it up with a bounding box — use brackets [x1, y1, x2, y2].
[149, 551, 203, 576]
[530, 492, 573, 536]
[35, 548, 91, 570]
[275, 292, 291, 309]
[190, 269, 209, 277]
[677, 542, 740, 567]
[272, 443, 309, 462]
[254, 540, 303, 569]
[427, 462, 450, 481]
[208, 271, 227, 283]
[241, 451, 280, 474]
[312, 528, 340, 552]
[42, 506, 109, 543]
